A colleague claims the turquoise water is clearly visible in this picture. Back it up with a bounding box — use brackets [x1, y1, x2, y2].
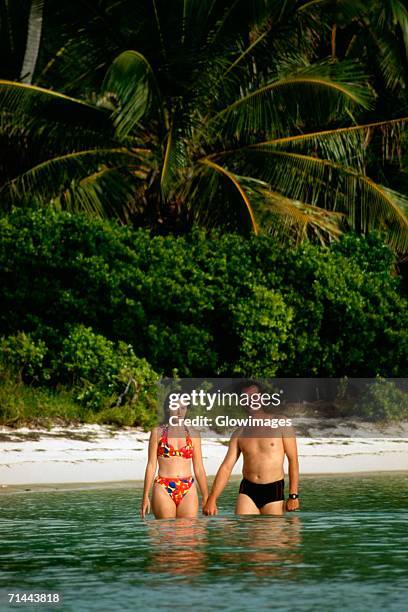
[1, 474, 407, 611]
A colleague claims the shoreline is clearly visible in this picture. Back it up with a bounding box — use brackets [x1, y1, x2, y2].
[1, 424, 408, 488]
[3, 470, 408, 494]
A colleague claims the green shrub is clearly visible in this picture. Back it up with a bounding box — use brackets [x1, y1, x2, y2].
[331, 231, 396, 273]
[275, 241, 408, 376]
[359, 379, 408, 421]
[228, 285, 293, 377]
[58, 324, 159, 412]
[0, 332, 49, 383]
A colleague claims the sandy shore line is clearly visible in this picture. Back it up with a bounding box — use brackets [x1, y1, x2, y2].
[1, 424, 407, 487]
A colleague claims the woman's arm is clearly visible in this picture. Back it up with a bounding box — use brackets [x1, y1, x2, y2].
[140, 428, 158, 518]
[192, 432, 209, 505]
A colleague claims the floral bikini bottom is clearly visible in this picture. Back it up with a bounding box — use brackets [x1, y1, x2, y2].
[154, 475, 195, 506]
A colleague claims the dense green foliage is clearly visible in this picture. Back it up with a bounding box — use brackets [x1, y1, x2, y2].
[359, 378, 408, 422]
[0, 331, 48, 383]
[58, 325, 158, 415]
[0, 209, 406, 386]
[0, 324, 159, 427]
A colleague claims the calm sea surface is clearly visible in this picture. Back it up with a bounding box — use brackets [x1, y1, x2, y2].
[1, 473, 407, 612]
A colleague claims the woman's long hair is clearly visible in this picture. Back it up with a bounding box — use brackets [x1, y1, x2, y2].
[160, 392, 172, 426]
[159, 392, 189, 426]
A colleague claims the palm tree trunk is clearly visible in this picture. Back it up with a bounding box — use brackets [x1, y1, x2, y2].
[20, 0, 44, 84]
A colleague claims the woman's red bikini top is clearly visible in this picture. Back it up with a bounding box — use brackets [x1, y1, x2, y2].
[157, 424, 194, 459]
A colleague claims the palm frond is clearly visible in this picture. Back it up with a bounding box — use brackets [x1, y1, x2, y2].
[299, 0, 368, 22]
[53, 165, 148, 222]
[209, 117, 408, 169]
[376, 31, 407, 91]
[101, 50, 162, 137]
[241, 179, 346, 245]
[0, 80, 112, 132]
[0, 147, 150, 208]
[223, 28, 270, 77]
[199, 158, 258, 233]
[0, 110, 117, 163]
[229, 147, 408, 251]
[208, 60, 374, 141]
[382, 0, 408, 56]
[180, 0, 221, 46]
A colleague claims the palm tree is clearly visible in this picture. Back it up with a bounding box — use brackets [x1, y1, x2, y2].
[0, 0, 407, 252]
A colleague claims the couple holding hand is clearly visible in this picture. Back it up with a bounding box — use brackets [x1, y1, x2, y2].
[140, 382, 300, 519]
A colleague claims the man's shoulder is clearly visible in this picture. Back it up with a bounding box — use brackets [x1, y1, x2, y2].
[267, 414, 296, 438]
[231, 426, 245, 440]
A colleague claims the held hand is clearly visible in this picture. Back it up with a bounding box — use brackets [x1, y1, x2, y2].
[286, 498, 300, 512]
[203, 497, 218, 516]
[140, 497, 151, 519]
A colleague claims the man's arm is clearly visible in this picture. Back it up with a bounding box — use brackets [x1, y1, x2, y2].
[203, 432, 241, 516]
[283, 431, 300, 511]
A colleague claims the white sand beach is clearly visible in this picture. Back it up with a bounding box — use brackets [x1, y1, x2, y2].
[1, 422, 407, 488]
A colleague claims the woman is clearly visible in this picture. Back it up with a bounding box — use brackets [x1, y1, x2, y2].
[140, 397, 208, 519]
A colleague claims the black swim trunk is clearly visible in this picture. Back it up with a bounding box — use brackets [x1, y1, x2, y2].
[238, 478, 285, 509]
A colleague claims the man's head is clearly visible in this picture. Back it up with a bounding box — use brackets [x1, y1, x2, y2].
[238, 380, 266, 414]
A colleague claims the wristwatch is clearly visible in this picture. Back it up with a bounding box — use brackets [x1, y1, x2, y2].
[288, 493, 299, 499]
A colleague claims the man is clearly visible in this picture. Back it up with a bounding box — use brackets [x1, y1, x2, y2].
[203, 382, 300, 516]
